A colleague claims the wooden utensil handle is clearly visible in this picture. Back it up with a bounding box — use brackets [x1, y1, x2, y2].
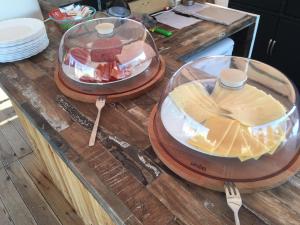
[89, 108, 101, 146]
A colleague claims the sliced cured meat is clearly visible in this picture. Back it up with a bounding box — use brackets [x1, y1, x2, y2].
[96, 63, 110, 82]
[110, 61, 126, 80]
[90, 37, 122, 62]
[79, 75, 98, 83]
[80, 60, 132, 83]
[65, 47, 90, 66]
[93, 61, 129, 82]
[116, 41, 156, 65]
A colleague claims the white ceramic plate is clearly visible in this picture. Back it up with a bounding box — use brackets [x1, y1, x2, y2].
[0, 33, 48, 54]
[0, 18, 45, 46]
[0, 38, 49, 62]
[0, 38, 48, 57]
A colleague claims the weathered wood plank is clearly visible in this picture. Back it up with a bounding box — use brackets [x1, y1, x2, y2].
[0, 66, 72, 132]
[14, 105, 121, 225]
[19, 153, 85, 225]
[143, 146, 268, 225]
[61, 122, 175, 225]
[11, 119, 31, 146]
[61, 96, 150, 150]
[0, 198, 14, 225]
[242, 187, 300, 225]
[148, 173, 224, 225]
[0, 65, 28, 104]
[0, 87, 9, 102]
[6, 160, 63, 225]
[0, 168, 37, 225]
[0, 122, 32, 158]
[0, 129, 17, 168]
[268, 175, 300, 211]
[178, 180, 268, 225]
[0, 99, 16, 124]
[14, 61, 46, 80]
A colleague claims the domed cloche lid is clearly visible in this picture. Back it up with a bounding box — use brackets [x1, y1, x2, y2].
[158, 56, 299, 163]
[58, 17, 160, 87]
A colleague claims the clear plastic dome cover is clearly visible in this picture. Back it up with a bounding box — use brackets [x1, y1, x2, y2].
[58, 17, 160, 95]
[156, 56, 300, 181]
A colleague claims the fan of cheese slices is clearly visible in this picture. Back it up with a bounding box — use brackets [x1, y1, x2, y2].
[169, 81, 287, 161]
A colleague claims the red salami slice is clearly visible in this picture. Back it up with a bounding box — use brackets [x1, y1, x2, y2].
[79, 76, 98, 83]
[111, 61, 126, 80]
[90, 37, 122, 62]
[65, 48, 90, 66]
[95, 65, 102, 82]
[97, 63, 110, 82]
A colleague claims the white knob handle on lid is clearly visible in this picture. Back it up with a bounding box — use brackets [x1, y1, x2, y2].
[95, 23, 115, 35]
[220, 68, 247, 89]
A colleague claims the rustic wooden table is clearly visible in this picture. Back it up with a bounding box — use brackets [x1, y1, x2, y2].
[1, 6, 299, 225]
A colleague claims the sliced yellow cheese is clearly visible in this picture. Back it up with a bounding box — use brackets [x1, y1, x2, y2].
[239, 128, 269, 161]
[171, 82, 287, 161]
[188, 135, 216, 153]
[188, 116, 234, 153]
[228, 128, 250, 157]
[213, 120, 240, 156]
[267, 139, 284, 155]
[212, 84, 265, 107]
[253, 126, 285, 155]
[212, 84, 286, 126]
[169, 82, 219, 123]
[221, 95, 286, 126]
[184, 82, 218, 107]
[205, 116, 234, 149]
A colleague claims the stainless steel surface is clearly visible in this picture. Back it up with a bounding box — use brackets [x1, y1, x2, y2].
[270, 40, 276, 56]
[182, 0, 195, 6]
[224, 182, 242, 225]
[267, 38, 273, 55]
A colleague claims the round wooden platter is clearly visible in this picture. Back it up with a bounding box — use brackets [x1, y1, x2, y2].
[54, 57, 165, 103]
[148, 105, 300, 193]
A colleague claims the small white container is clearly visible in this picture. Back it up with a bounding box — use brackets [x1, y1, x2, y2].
[0, 0, 43, 21]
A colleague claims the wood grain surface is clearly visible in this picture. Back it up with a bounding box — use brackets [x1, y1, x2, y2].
[1, 3, 299, 225]
[0, 92, 85, 225]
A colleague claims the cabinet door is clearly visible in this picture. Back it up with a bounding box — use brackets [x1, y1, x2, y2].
[229, 3, 279, 63]
[284, 0, 300, 18]
[230, 0, 282, 12]
[271, 19, 300, 86]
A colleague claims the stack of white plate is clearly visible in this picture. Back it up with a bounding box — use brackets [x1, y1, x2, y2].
[0, 18, 49, 63]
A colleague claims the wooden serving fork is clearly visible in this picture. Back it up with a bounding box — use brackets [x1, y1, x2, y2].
[89, 97, 106, 147]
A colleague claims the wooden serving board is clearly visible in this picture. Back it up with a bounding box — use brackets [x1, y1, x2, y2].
[54, 57, 165, 103]
[148, 105, 300, 193]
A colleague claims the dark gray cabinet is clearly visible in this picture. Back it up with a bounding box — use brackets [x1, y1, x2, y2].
[230, 0, 282, 12]
[272, 19, 300, 85]
[229, 0, 300, 86]
[284, 0, 300, 18]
